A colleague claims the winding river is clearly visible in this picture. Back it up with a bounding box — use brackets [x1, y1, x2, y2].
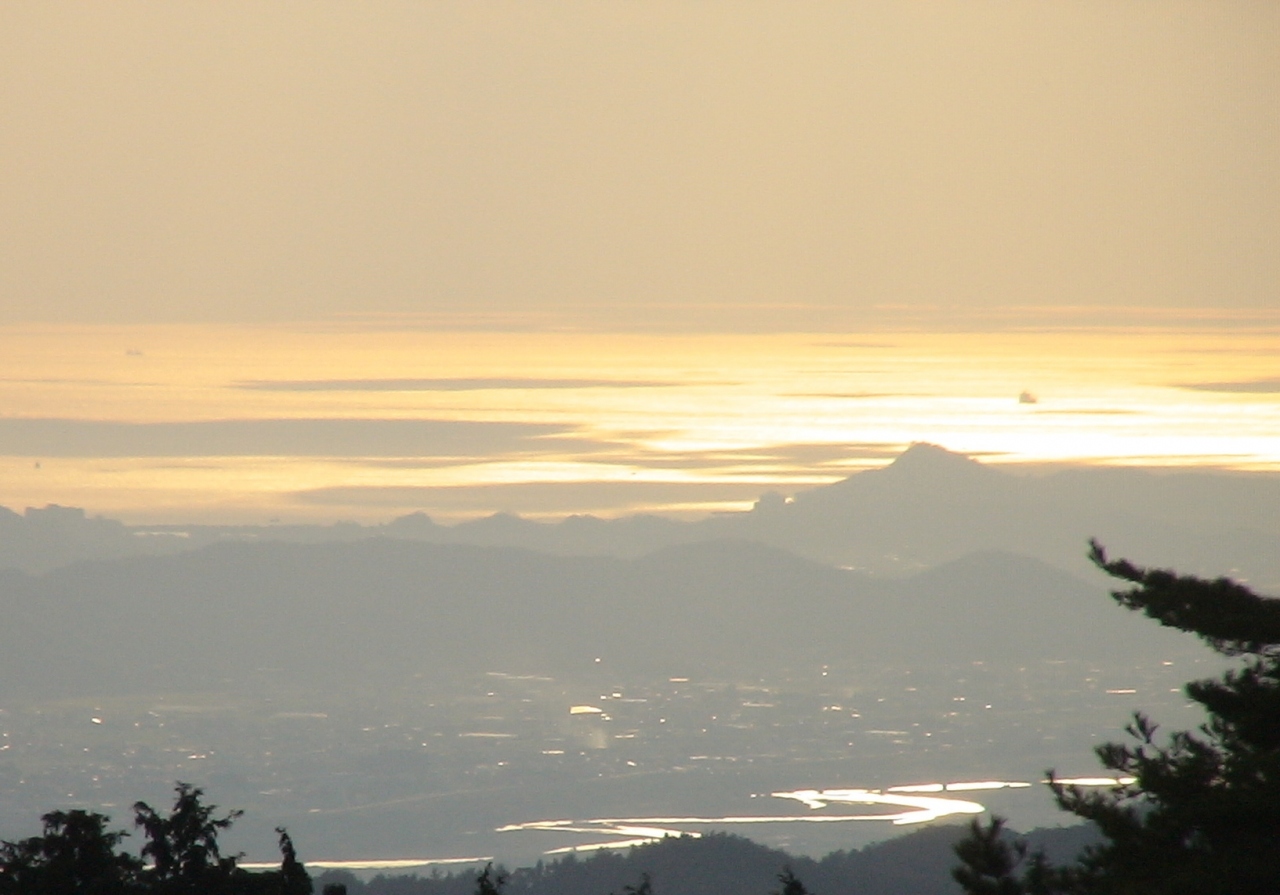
[497, 777, 1134, 854]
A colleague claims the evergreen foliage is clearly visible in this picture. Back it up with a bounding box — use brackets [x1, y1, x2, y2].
[315, 826, 1061, 895]
[770, 867, 809, 895]
[612, 871, 653, 895]
[0, 783, 310, 895]
[954, 542, 1280, 894]
[0, 810, 143, 895]
[132, 783, 242, 891]
[474, 864, 506, 895]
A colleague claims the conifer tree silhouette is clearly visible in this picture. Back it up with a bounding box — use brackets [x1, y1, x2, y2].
[954, 542, 1280, 895]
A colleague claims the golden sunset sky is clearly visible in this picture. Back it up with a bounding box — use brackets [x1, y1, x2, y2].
[1, 3, 1277, 522]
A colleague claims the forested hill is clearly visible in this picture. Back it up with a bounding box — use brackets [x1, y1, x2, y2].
[0, 537, 1194, 699]
[313, 825, 1100, 895]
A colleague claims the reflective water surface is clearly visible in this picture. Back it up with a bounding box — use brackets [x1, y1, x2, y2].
[497, 777, 1133, 855]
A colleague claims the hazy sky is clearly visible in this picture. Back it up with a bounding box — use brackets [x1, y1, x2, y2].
[3, 2, 1277, 328]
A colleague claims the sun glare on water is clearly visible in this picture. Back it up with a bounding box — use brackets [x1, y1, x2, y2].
[0, 320, 1276, 523]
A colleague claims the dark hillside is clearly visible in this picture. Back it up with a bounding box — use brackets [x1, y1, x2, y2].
[314, 823, 1099, 895]
[0, 537, 1194, 700]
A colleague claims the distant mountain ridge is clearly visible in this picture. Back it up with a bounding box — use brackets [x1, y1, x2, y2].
[2, 444, 1277, 590]
[0, 535, 1194, 700]
[0, 447, 1237, 867]
[313, 823, 1102, 895]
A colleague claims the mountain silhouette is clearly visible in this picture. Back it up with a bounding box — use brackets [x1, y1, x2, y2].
[0, 535, 1194, 700]
[1, 445, 1276, 589]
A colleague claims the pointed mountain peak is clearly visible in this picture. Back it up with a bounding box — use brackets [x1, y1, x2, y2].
[873, 443, 1009, 488]
[887, 442, 990, 473]
[794, 442, 1009, 509]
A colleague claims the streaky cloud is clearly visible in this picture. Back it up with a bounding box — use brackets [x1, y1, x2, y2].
[295, 480, 779, 513]
[629, 442, 903, 469]
[1030, 408, 1140, 416]
[0, 418, 568, 458]
[235, 377, 680, 392]
[1177, 378, 1280, 394]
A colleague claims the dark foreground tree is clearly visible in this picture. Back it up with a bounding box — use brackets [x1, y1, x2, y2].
[954, 541, 1280, 895]
[0, 784, 309, 895]
[133, 782, 242, 892]
[275, 827, 312, 895]
[0, 810, 143, 895]
[610, 871, 653, 895]
[473, 863, 506, 895]
[771, 866, 811, 895]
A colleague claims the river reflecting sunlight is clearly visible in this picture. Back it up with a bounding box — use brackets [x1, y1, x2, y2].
[497, 777, 1132, 855]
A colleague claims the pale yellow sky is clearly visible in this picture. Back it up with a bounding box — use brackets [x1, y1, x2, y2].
[3, 4, 1278, 521]
[1, 323, 1277, 522]
[2, 2, 1276, 327]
